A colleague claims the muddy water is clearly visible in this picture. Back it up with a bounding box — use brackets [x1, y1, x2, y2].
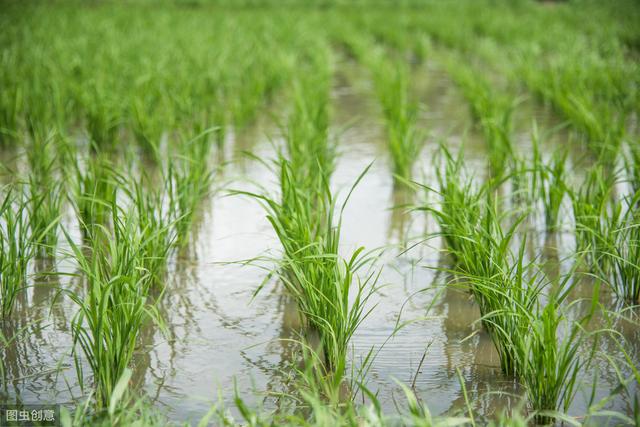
[0, 57, 638, 425]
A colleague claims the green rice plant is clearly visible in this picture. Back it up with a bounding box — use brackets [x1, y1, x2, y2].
[63, 202, 163, 410]
[238, 161, 377, 376]
[371, 55, 423, 182]
[122, 173, 176, 286]
[441, 53, 514, 178]
[26, 131, 63, 256]
[167, 131, 216, 246]
[0, 186, 33, 318]
[420, 146, 543, 374]
[72, 155, 117, 239]
[130, 96, 165, 162]
[0, 84, 23, 144]
[418, 145, 483, 261]
[625, 143, 640, 194]
[83, 87, 120, 152]
[571, 166, 615, 271]
[517, 285, 597, 424]
[462, 236, 543, 376]
[593, 190, 640, 304]
[530, 127, 568, 232]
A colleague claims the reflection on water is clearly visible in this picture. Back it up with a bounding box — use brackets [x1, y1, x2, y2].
[0, 56, 637, 425]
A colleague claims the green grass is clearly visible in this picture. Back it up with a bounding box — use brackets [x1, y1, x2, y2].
[371, 57, 423, 182]
[592, 189, 640, 304]
[517, 286, 595, 424]
[239, 159, 378, 376]
[63, 202, 164, 410]
[167, 131, 216, 247]
[530, 126, 569, 232]
[26, 130, 63, 257]
[0, 186, 33, 318]
[72, 154, 117, 240]
[440, 52, 515, 179]
[1, 0, 639, 424]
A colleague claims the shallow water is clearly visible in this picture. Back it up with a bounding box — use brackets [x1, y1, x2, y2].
[0, 57, 638, 425]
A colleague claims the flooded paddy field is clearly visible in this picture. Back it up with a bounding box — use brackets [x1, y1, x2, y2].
[0, 1, 639, 426]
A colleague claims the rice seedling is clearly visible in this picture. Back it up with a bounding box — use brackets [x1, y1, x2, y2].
[72, 155, 117, 240]
[516, 284, 597, 424]
[167, 130, 216, 246]
[63, 201, 164, 410]
[371, 57, 424, 182]
[418, 145, 484, 262]
[122, 173, 177, 286]
[461, 236, 544, 376]
[0, 186, 33, 318]
[26, 131, 63, 256]
[420, 147, 542, 375]
[241, 160, 378, 377]
[571, 166, 616, 271]
[441, 53, 515, 178]
[592, 189, 640, 304]
[530, 126, 568, 232]
[83, 87, 120, 152]
[625, 143, 640, 194]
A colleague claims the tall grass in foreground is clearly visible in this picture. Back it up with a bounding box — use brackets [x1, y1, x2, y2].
[0, 187, 33, 318]
[64, 203, 164, 410]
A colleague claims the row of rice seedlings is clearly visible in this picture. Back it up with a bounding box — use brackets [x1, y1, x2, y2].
[240, 55, 380, 382]
[0, 6, 300, 156]
[422, 146, 596, 421]
[407, 1, 634, 168]
[518, 57, 628, 167]
[336, 30, 424, 182]
[0, 186, 33, 318]
[440, 52, 515, 179]
[372, 58, 424, 183]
